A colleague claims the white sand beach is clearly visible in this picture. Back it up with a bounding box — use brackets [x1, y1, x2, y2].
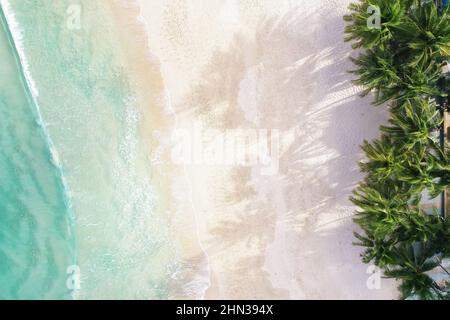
[113, 0, 399, 299]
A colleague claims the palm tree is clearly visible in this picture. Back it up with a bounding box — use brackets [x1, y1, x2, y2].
[353, 231, 399, 267]
[430, 145, 450, 193]
[381, 98, 442, 151]
[345, 0, 450, 299]
[393, 1, 450, 68]
[344, 0, 409, 49]
[346, 1, 448, 105]
[357, 135, 442, 197]
[350, 48, 443, 104]
[358, 136, 406, 181]
[384, 242, 450, 299]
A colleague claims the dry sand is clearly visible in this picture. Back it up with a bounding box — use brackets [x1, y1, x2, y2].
[117, 0, 400, 299]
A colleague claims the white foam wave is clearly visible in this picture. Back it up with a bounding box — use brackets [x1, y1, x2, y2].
[0, 0, 39, 97]
[1, 0, 76, 240]
[136, 0, 212, 299]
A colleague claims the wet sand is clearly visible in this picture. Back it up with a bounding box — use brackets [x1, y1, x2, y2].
[115, 0, 399, 299]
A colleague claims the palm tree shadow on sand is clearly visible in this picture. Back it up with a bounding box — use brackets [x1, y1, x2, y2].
[173, 4, 397, 299]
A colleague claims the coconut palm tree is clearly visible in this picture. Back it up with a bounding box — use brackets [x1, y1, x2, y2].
[344, 0, 410, 49]
[352, 175, 447, 239]
[350, 48, 443, 104]
[384, 242, 450, 299]
[381, 98, 442, 151]
[345, 0, 450, 299]
[353, 231, 399, 267]
[432, 153, 450, 194]
[358, 136, 406, 181]
[346, 1, 448, 105]
[393, 1, 450, 68]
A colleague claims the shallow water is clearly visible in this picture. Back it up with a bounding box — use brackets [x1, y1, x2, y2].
[0, 0, 176, 299]
[0, 4, 75, 299]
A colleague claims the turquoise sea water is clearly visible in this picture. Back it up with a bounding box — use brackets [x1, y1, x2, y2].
[0, 0, 176, 299]
[0, 5, 75, 300]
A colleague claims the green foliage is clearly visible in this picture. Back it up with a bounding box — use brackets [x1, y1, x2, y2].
[384, 242, 445, 300]
[346, 0, 450, 104]
[344, 0, 410, 49]
[381, 98, 441, 150]
[351, 181, 444, 243]
[395, 2, 450, 67]
[350, 49, 443, 104]
[345, 0, 450, 299]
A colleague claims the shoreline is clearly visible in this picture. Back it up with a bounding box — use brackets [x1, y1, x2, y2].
[107, 0, 212, 299]
[116, 0, 399, 299]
